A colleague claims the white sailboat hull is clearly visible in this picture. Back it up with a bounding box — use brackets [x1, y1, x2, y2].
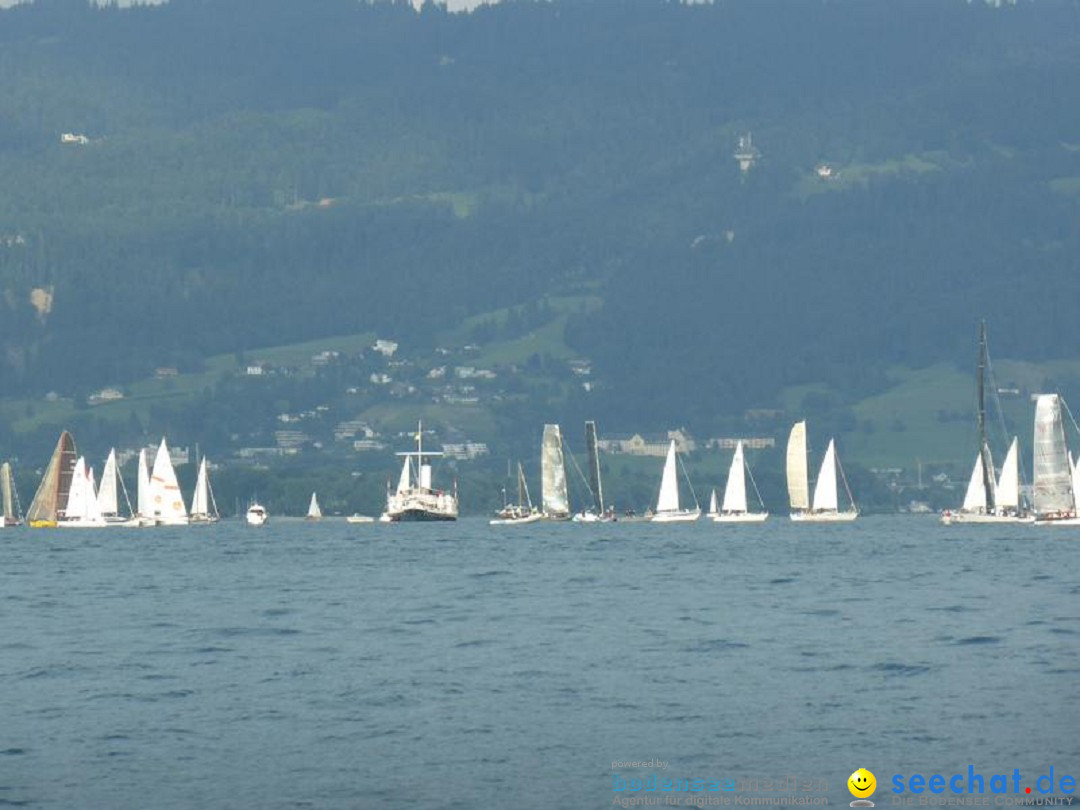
[940, 512, 1032, 525]
[105, 516, 145, 528]
[713, 511, 769, 523]
[1033, 516, 1080, 526]
[571, 510, 614, 523]
[790, 510, 858, 523]
[346, 514, 375, 524]
[489, 512, 543, 526]
[650, 508, 701, 523]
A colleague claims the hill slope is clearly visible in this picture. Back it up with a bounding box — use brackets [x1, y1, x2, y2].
[0, 0, 1079, 442]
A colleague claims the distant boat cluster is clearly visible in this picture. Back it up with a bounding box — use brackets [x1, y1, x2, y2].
[490, 419, 856, 525]
[937, 323, 1080, 527]
[10, 431, 219, 528]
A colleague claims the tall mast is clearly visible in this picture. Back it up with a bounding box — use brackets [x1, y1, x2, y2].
[976, 320, 995, 510]
[585, 420, 603, 514]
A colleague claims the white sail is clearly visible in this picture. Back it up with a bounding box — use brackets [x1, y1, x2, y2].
[996, 438, 1020, 511]
[541, 424, 569, 518]
[961, 453, 988, 512]
[721, 441, 748, 514]
[137, 449, 151, 519]
[707, 488, 718, 517]
[149, 438, 189, 525]
[84, 467, 104, 523]
[1033, 394, 1074, 517]
[1071, 454, 1080, 515]
[656, 440, 681, 513]
[307, 492, 322, 519]
[396, 456, 411, 495]
[786, 421, 810, 511]
[1, 462, 16, 523]
[64, 457, 90, 521]
[191, 458, 208, 516]
[97, 449, 119, 516]
[58, 457, 106, 526]
[811, 440, 839, 512]
[190, 457, 218, 522]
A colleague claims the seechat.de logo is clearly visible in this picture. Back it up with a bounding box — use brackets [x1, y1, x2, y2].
[891, 766, 1077, 797]
[850, 768, 878, 808]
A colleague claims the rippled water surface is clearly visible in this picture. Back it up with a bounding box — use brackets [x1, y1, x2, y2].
[1, 516, 1077, 808]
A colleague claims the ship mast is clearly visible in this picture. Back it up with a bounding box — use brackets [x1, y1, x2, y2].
[976, 320, 995, 511]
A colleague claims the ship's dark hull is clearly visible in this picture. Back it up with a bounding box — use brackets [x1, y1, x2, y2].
[390, 509, 457, 522]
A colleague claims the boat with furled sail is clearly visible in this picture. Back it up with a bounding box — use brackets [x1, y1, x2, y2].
[573, 420, 615, 522]
[491, 462, 542, 525]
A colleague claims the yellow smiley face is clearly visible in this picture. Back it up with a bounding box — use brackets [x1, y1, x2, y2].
[848, 768, 876, 798]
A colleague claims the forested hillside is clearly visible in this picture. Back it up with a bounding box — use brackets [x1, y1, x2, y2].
[1, 0, 1080, 437]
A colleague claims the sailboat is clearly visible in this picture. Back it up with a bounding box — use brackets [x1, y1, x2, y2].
[490, 462, 542, 525]
[650, 440, 701, 522]
[384, 421, 458, 522]
[190, 457, 220, 523]
[148, 438, 189, 526]
[306, 492, 323, 521]
[26, 430, 78, 528]
[540, 423, 570, 520]
[1032, 393, 1080, 525]
[714, 440, 769, 523]
[707, 489, 718, 519]
[941, 322, 1029, 524]
[58, 457, 107, 528]
[997, 438, 1024, 519]
[96, 448, 139, 526]
[787, 421, 857, 522]
[1, 462, 22, 526]
[573, 420, 615, 522]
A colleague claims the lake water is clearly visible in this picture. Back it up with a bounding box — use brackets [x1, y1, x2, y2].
[0, 516, 1077, 808]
